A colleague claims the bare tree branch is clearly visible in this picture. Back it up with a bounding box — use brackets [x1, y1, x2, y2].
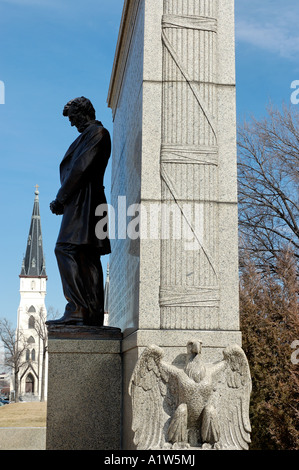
[238, 104, 299, 273]
[0, 319, 28, 402]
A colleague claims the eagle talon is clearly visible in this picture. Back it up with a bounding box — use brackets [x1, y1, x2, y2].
[172, 442, 190, 450]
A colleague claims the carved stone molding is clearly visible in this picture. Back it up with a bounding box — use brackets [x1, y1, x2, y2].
[129, 340, 252, 450]
[160, 0, 220, 330]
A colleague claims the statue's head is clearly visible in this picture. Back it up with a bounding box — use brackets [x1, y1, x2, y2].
[187, 340, 202, 356]
[63, 96, 96, 133]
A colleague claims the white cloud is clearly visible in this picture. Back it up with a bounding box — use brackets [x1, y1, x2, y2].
[236, 20, 299, 59]
[235, 0, 299, 60]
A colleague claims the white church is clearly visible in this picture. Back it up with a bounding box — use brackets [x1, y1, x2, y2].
[10, 186, 110, 402]
[13, 186, 48, 401]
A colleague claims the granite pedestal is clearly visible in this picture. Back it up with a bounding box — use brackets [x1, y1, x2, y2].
[46, 326, 122, 451]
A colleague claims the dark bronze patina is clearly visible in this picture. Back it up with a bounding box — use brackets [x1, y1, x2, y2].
[46, 97, 111, 328]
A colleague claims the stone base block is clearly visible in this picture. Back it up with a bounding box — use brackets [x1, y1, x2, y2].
[121, 328, 242, 450]
[46, 326, 122, 450]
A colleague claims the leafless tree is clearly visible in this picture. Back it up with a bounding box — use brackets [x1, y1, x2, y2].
[0, 319, 28, 402]
[238, 104, 299, 273]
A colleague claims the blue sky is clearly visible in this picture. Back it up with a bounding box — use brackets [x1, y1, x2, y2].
[0, 0, 298, 327]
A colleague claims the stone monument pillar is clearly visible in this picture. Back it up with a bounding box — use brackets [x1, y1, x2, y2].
[108, 0, 240, 450]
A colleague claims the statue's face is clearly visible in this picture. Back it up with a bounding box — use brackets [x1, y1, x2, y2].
[187, 341, 202, 355]
[68, 108, 89, 133]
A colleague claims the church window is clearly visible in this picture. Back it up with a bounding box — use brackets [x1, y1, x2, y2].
[31, 349, 36, 361]
[28, 315, 35, 329]
[28, 336, 35, 345]
[26, 349, 30, 361]
[28, 306, 36, 313]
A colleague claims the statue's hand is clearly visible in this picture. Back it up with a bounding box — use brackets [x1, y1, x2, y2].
[50, 199, 64, 215]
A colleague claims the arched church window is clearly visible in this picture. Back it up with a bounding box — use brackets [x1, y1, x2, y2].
[28, 306, 36, 313]
[28, 336, 35, 345]
[26, 349, 30, 361]
[31, 349, 36, 361]
[28, 315, 35, 329]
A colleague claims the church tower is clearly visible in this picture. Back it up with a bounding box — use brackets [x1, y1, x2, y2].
[16, 186, 48, 401]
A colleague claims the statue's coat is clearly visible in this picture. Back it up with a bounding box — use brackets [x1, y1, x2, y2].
[56, 120, 111, 253]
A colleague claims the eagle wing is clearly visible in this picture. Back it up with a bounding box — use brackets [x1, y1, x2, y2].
[211, 344, 252, 450]
[128, 345, 180, 450]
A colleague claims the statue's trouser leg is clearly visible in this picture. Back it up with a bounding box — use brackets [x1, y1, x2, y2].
[55, 242, 104, 326]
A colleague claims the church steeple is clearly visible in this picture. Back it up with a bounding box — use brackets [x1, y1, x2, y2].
[16, 185, 48, 401]
[20, 186, 47, 278]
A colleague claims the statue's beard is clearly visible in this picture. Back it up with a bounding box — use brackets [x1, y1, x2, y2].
[76, 120, 90, 133]
[73, 115, 93, 133]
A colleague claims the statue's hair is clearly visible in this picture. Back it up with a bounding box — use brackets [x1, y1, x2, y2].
[63, 96, 96, 120]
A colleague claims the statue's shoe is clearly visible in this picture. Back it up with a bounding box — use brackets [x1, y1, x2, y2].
[46, 308, 87, 326]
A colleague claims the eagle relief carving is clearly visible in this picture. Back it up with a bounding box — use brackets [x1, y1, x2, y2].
[129, 341, 252, 450]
